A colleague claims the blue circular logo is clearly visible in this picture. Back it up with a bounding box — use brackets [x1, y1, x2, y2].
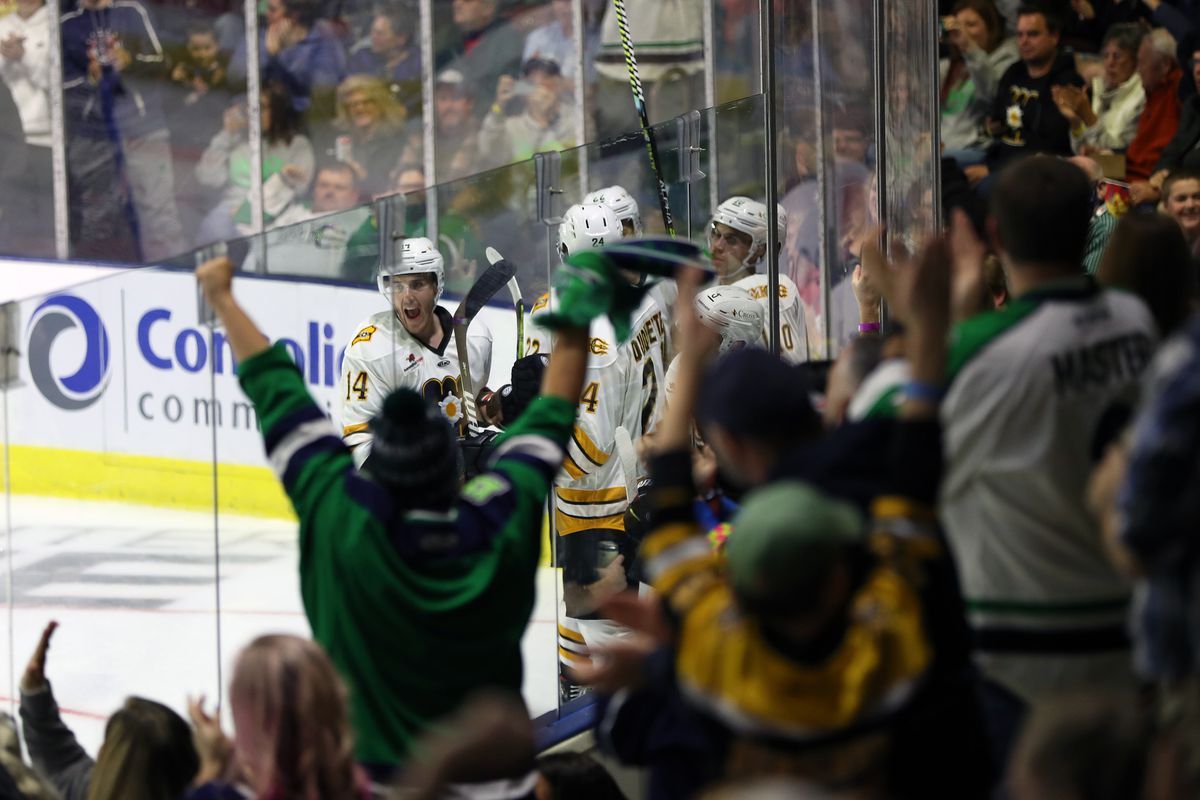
[26, 295, 111, 410]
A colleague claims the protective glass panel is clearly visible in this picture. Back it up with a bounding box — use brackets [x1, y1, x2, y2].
[0, 0, 56, 258]
[57, 0, 248, 260]
[882, 0, 937, 249]
[427, 0, 569, 185]
[3, 260, 220, 750]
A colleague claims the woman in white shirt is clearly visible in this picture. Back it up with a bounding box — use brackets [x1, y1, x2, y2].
[1053, 23, 1146, 155]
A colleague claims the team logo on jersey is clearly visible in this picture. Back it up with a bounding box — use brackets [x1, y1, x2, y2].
[589, 338, 610, 355]
[351, 325, 377, 345]
[26, 294, 111, 411]
[438, 394, 464, 424]
[532, 293, 551, 313]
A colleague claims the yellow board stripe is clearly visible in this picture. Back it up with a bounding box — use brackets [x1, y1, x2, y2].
[555, 509, 625, 536]
[343, 422, 370, 436]
[6, 445, 294, 519]
[555, 486, 627, 505]
[572, 426, 610, 467]
[557, 624, 586, 644]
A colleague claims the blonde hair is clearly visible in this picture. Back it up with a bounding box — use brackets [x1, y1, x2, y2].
[336, 75, 406, 133]
[86, 698, 198, 800]
[230, 635, 358, 800]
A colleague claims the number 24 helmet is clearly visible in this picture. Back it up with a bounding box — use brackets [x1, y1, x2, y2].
[557, 202, 625, 263]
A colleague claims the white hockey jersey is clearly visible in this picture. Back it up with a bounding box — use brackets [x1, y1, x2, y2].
[339, 305, 493, 468]
[940, 280, 1157, 701]
[527, 283, 674, 535]
[733, 273, 810, 364]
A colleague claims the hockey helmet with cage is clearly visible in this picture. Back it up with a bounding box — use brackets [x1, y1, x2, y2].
[557, 202, 624, 263]
[586, 185, 644, 237]
[695, 284, 765, 355]
[378, 236, 445, 301]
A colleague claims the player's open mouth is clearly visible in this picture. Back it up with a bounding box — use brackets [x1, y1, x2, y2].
[404, 308, 421, 321]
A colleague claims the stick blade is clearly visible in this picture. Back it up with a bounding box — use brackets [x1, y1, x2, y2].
[460, 259, 516, 320]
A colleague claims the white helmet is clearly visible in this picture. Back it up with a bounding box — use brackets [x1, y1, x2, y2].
[586, 185, 643, 237]
[694, 284, 765, 354]
[378, 236, 445, 300]
[776, 202, 788, 246]
[557, 202, 624, 262]
[710, 197, 788, 275]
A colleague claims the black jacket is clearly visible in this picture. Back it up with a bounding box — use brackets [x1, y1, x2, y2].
[1157, 94, 1200, 173]
[988, 50, 1084, 167]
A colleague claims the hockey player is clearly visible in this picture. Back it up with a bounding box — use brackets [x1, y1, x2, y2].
[586, 185, 644, 238]
[194, 244, 661, 776]
[340, 236, 493, 469]
[525, 202, 674, 700]
[664, 283, 765, 402]
[708, 196, 810, 364]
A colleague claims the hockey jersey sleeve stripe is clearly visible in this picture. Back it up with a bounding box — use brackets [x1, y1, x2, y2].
[555, 486, 628, 505]
[557, 624, 587, 644]
[571, 426, 610, 467]
[279, 435, 346, 491]
[269, 418, 343, 480]
[555, 510, 625, 535]
[490, 434, 566, 474]
[343, 422, 370, 437]
[563, 456, 586, 480]
[644, 535, 714, 585]
[264, 405, 327, 454]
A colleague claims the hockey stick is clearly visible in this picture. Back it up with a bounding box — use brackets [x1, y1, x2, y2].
[487, 247, 525, 360]
[453, 256, 516, 427]
[612, 0, 676, 238]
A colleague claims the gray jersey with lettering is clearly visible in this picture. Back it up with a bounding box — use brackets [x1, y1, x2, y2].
[940, 279, 1157, 701]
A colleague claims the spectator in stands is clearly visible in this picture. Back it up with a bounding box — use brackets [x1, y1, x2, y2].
[1008, 692, 1152, 800]
[607, 254, 989, 797]
[1136, 45, 1200, 204]
[940, 156, 1158, 773]
[479, 58, 575, 168]
[1096, 211, 1197, 336]
[832, 108, 872, 167]
[346, 7, 419, 117]
[593, 0, 704, 140]
[193, 239, 653, 778]
[229, 0, 346, 119]
[247, 162, 373, 278]
[0, 0, 52, 256]
[439, 0, 525, 114]
[1059, 0, 1150, 54]
[405, 68, 480, 182]
[971, 5, 1084, 182]
[331, 74, 407, 198]
[941, 0, 1020, 167]
[164, 21, 235, 243]
[1161, 166, 1200, 252]
[1087, 309, 1200, 800]
[195, 80, 314, 243]
[1054, 24, 1145, 154]
[523, 0, 586, 81]
[1124, 27, 1182, 187]
[19, 621, 200, 800]
[1068, 154, 1121, 274]
[187, 635, 367, 799]
[61, 0, 186, 262]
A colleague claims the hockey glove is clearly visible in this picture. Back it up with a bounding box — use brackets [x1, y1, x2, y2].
[534, 251, 619, 331]
[501, 354, 549, 425]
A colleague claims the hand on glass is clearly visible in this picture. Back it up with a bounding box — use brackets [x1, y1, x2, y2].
[188, 694, 233, 784]
[195, 256, 236, 308]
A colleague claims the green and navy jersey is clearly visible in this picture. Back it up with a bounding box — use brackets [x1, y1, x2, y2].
[238, 343, 574, 766]
[939, 278, 1157, 701]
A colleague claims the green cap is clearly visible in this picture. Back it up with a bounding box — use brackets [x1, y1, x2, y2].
[726, 481, 865, 613]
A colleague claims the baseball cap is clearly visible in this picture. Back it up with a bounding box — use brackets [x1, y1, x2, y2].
[695, 347, 820, 442]
[522, 57, 562, 77]
[435, 68, 471, 93]
[726, 480, 864, 614]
